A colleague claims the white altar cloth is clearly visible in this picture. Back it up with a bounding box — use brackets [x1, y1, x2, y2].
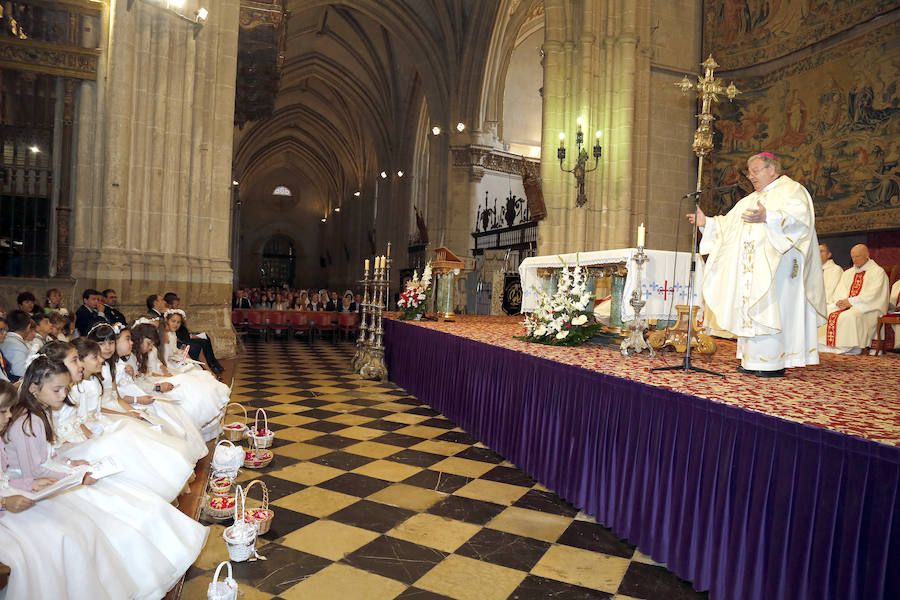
[518, 249, 704, 322]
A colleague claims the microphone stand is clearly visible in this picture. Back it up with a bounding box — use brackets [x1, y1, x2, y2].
[650, 191, 724, 378]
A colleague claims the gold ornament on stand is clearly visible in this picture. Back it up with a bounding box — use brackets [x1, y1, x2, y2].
[355, 244, 392, 381]
[652, 56, 737, 375]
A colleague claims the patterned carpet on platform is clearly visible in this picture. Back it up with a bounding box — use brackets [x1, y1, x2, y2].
[181, 337, 708, 600]
[389, 315, 900, 446]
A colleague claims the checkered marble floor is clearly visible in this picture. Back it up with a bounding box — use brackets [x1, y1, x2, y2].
[182, 338, 708, 600]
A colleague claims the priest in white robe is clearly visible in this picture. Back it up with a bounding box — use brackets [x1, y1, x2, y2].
[820, 243, 844, 305]
[689, 152, 826, 377]
[819, 244, 888, 354]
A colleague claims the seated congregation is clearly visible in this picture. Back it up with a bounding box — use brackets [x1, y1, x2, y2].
[0, 288, 232, 598]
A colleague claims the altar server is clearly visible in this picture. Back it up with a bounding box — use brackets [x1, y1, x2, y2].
[688, 152, 826, 377]
[818, 244, 888, 354]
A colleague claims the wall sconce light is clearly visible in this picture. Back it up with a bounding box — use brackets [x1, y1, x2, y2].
[431, 126, 441, 136]
[558, 118, 602, 208]
[380, 171, 388, 179]
[232, 179, 239, 186]
[321, 217, 327, 223]
[353, 190, 361, 197]
[456, 122, 465, 132]
[396, 170, 404, 178]
[334, 206, 341, 213]
[29, 146, 40, 153]
[127, 0, 209, 38]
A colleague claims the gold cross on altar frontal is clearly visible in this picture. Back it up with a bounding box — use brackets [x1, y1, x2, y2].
[676, 55, 740, 159]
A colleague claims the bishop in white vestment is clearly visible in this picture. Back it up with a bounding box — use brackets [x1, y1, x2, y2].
[818, 244, 888, 354]
[689, 153, 826, 376]
[820, 244, 844, 305]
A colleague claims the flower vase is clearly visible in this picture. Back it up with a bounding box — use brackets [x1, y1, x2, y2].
[414, 314, 422, 321]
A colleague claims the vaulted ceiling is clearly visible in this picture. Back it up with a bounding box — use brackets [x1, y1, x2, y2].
[233, 0, 501, 218]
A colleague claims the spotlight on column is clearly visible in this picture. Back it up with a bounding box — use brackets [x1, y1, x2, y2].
[380, 171, 388, 179]
[396, 170, 404, 178]
[321, 217, 326, 223]
[334, 207, 341, 213]
[353, 190, 361, 197]
[196, 7, 208, 20]
[29, 146, 40, 153]
[456, 122, 465, 132]
[431, 126, 441, 136]
[232, 179, 239, 186]
[168, 0, 185, 8]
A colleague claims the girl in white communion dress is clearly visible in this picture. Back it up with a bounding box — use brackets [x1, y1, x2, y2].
[0, 379, 137, 599]
[46, 339, 197, 502]
[5, 357, 208, 599]
[89, 323, 207, 463]
[130, 321, 229, 441]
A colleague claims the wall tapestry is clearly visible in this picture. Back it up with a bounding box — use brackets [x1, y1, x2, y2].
[703, 0, 897, 69]
[704, 21, 900, 235]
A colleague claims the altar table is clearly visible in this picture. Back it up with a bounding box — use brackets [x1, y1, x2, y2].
[518, 249, 704, 322]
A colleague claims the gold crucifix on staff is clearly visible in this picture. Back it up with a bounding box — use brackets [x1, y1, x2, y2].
[676, 55, 740, 193]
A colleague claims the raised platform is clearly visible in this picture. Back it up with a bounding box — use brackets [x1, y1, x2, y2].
[383, 315, 900, 600]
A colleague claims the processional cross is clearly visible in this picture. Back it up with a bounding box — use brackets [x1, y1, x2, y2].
[675, 55, 740, 192]
[646, 57, 739, 372]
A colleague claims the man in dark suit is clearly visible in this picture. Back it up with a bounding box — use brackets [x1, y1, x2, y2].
[75, 288, 108, 336]
[146, 294, 165, 318]
[102, 289, 128, 327]
[233, 288, 252, 309]
[164, 293, 225, 375]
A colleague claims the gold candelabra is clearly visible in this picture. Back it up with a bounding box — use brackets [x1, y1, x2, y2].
[357, 243, 391, 381]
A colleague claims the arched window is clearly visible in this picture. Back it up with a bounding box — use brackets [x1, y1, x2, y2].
[272, 185, 292, 196]
[260, 235, 296, 288]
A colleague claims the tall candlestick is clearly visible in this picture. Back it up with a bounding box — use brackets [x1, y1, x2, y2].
[386, 242, 391, 258]
[637, 223, 646, 247]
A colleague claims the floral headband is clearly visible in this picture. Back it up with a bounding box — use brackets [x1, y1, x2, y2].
[164, 308, 186, 318]
[132, 317, 159, 328]
[87, 321, 126, 336]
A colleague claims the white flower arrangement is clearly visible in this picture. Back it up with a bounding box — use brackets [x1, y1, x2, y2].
[397, 262, 433, 319]
[521, 258, 598, 346]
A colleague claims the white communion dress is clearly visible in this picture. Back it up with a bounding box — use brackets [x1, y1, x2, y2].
[53, 375, 197, 501]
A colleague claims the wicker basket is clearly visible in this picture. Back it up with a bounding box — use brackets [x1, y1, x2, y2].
[243, 446, 274, 469]
[238, 479, 274, 535]
[223, 485, 258, 562]
[222, 403, 248, 442]
[208, 471, 233, 497]
[207, 561, 238, 600]
[248, 408, 274, 449]
[211, 440, 244, 479]
[203, 493, 237, 520]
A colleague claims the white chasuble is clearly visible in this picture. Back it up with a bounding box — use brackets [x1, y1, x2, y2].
[819, 259, 888, 352]
[822, 259, 844, 305]
[699, 175, 826, 369]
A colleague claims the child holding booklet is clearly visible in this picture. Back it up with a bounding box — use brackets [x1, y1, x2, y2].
[4, 356, 208, 599]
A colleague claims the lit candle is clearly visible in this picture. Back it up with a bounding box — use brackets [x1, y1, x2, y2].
[559, 132, 565, 148]
[637, 223, 646, 248]
[365, 259, 370, 271]
[382, 255, 386, 268]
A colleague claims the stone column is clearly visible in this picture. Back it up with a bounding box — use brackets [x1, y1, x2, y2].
[538, 0, 692, 255]
[71, 0, 240, 356]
